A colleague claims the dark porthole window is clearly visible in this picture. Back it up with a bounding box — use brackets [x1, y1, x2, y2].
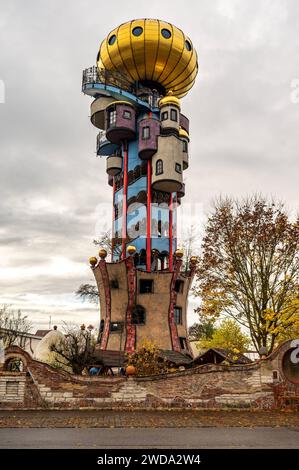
[132, 26, 143, 37]
[108, 34, 116, 46]
[175, 163, 182, 174]
[185, 40, 192, 51]
[156, 159, 163, 175]
[170, 109, 178, 122]
[161, 28, 171, 39]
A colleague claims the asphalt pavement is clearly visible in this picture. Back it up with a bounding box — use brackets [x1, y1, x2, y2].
[0, 427, 299, 448]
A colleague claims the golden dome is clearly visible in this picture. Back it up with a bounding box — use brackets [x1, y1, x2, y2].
[159, 93, 181, 109]
[97, 19, 198, 99]
[179, 127, 189, 139]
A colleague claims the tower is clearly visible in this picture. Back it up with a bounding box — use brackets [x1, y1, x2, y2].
[82, 19, 198, 358]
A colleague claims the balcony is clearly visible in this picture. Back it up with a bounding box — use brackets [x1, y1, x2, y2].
[82, 66, 161, 109]
[96, 130, 118, 156]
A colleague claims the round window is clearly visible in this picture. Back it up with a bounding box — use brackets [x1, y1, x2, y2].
[282, 348, 299, 384]
[132, 26, 143, 37]
[161, 28, 171, 39]
[108, 34, 116, 46]
[185, 40, 192, 51]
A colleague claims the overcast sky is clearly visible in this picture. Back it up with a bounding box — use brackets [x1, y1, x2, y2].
[0, 0, 298, 331]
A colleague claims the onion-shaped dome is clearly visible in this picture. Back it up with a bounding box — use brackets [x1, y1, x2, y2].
[179, 127, 189, 140]
[159, 93, 181, 109]
[34, 329, 65, 364]
[97, 18, 198, 98]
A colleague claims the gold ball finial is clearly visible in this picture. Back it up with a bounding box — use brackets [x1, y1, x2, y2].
[127, 245, 137, 256]
[89, 256, 97, 267]
[190, 256, 198, 265]
[175, 248, 184, 259]
[98, 248, 107, 259]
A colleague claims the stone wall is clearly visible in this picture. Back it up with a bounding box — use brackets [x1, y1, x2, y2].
[0, 372, 26, 404]
[1, 342, 298, 410]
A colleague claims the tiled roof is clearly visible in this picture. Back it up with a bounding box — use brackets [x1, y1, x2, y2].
[158, 350, 193, 365]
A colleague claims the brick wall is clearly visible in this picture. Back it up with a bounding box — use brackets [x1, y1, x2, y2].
[1, 342, 298, 410]
[0, 372, 26, 403]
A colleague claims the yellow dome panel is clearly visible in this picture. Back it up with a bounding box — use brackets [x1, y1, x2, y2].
[97, 18, 198, 98]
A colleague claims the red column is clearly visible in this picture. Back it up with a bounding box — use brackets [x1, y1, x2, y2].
[169, 193, 173, 271]
[111, 178, 115, 261]
[146, 159, 151, 272]
[121, 141, 128, 259]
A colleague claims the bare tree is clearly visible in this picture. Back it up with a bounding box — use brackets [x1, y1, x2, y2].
[193, 196, 299, 354]
[93, 229, 122, 259]
[76, 284, 99, 304]
[76, 230, 121, 303]
[50, 323, 96, 375]
[181, 224, 201, 272]
[0, 305, 32, 347]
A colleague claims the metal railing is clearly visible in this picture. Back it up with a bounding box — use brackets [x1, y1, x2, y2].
[82, 66, 134, 93]
[82, 66, 161, 108]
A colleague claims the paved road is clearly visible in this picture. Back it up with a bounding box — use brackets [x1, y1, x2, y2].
[0, 427, 299, 448]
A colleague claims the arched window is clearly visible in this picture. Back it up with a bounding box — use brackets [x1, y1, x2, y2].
[156, 159, 163, 175]
[132, 305, 146, 325]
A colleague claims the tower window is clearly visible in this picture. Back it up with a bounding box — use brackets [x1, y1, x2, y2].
[174, 306, 182, 325]
[110, 322, 124, 332]
[139, 279, 154, 293]
[179, 337, 187, 349]
[174, 280, 184, 293]
[170, 109, 178, 122]
[175, 163, 182, 173]
[132, 26, 143, 37]
[156, 159, 163, 175]
[132, 305, 146, 324]
[123, 110, 132, 119]
[109, 109, 117, 126]
[110, 279, 119, 289]
[161, 111, 168, 121]
[182, 140, 188, 152]
[108, 34, 116, 46]
[161, 28, 171, 39]
[142, 126, 150, 140]
[100, 319, 104, 332]
[185, 40, 192, 51]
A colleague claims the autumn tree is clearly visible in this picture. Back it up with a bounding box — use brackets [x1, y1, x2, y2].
[0, 305, 32, 347]
[127, 339, 169, 376]
[193, 196, 299, 354]
[197, 318, 251, 353]
[188, 319, 215, 342]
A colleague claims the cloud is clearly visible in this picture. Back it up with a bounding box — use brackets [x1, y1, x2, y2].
[0, 0, 298, 329]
